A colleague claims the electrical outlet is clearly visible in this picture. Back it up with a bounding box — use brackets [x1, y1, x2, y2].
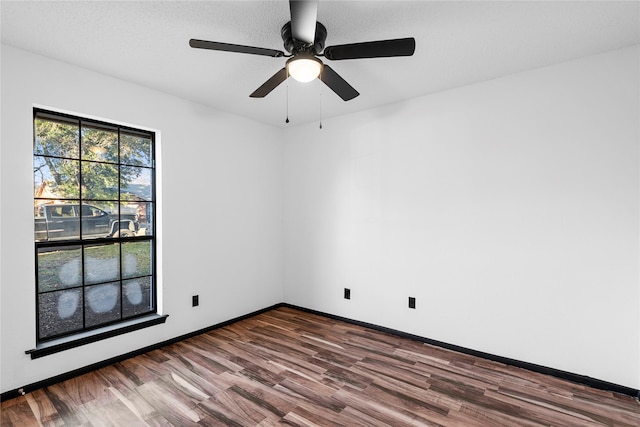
[192, 295, 199, 307]
[408, 297, 416, 309]
[344, 288, 351, 300]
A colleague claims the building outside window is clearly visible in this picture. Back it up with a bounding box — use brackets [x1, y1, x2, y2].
[33, 109, 157, 344]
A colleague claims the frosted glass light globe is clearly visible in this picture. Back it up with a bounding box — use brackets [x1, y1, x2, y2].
[287, 57, 322, 83]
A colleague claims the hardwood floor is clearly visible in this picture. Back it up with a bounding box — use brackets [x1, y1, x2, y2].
[2, 306, 639, 426]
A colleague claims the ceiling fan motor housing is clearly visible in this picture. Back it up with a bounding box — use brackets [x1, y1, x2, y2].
[281, 21, 327, 55]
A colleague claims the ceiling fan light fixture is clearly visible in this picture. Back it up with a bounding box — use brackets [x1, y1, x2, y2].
[287, 56, 323, 83]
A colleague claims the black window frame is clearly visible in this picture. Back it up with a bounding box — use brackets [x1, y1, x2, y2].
[30, 108, 165, 357]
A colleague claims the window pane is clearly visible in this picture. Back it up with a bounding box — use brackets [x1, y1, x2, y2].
[138, 202, 153, 236]
[119, 202, 138, 223]
[80, 202, 117, 239]
[37, 246, 83, 292]
[81, 161, 119, 200]
[35, 204, 48, 242]
[35, 203, 81, 242]
[81, 125, 118, 163]
[39, 289, 83, 339]
[85, 283, 121, 327]
[34, 117, 79, 158]
[122, 241, 152, 278]
[123, 277, 153, 318]
[121, 132, 152, 167]
[84, 243, 120, 285]
[121, 166, 152, 201]
[107, 203, 137, 238]
[34, 156, 80, 199]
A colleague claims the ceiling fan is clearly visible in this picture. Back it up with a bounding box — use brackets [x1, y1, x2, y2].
[189, 0, 415, 101]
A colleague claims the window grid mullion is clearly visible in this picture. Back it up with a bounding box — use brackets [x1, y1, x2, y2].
[118, 127, 123, 322]
[79, 118, 87, 331]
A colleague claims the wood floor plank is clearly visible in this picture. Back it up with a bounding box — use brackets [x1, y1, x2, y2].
[24, 389, 62, 427]
[355, 356, 432, 390]
[227, 383, 290, 422]
[195, 396, 256, 427]
[370, 374, 453, 415]
[162, 357, 223, 398]
[40, 384, 91, 426]
[83, 398, 147, 427]
[331, 387, 414, 427]
[206, 389, 268, 425]
[3, 306, 639, 426]
[288, 397, 355, 427]
[321, 365, 372, 391]
[136, 381, 201, 426]
[360, 381, 453, 426]
[1, 398, 42, 427]
[107, 386, 157, 424]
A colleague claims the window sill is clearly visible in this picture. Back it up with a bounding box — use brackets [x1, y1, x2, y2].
[26, 314, 169, 359]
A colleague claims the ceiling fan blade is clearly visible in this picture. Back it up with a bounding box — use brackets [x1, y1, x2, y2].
[289, 0, 318, 45]
[320, 65, 359, 101]
[189, 39, 284, 58]
[323, 37, 415, 60]
[250, 68, 288, 98]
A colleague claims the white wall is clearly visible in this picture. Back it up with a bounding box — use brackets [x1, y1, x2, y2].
[0, 45, 284, 393]
[283, 46, 640, 389]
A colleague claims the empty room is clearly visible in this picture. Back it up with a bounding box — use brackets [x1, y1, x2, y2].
[1, 1, 639, 425]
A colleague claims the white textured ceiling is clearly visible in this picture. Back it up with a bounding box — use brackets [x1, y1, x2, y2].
[2, 1, 639, 128]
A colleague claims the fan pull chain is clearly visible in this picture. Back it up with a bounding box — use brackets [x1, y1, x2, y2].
[319, 98, 323, 129]
[319, 69, 323, 129]
[285, 69, 290, 124]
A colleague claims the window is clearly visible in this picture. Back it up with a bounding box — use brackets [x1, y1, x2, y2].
[33, 109, 161, 349]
